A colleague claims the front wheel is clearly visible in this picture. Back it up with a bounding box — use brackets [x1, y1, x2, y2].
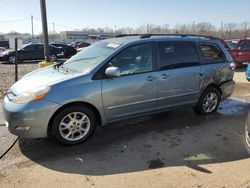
[194, 87, 220, 114]
[244, 125, 250, 155]
[51, 105, 97, 145]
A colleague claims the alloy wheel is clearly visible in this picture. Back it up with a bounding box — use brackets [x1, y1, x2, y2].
[59, 112, 91, 142]
[202, 92, 218, 113]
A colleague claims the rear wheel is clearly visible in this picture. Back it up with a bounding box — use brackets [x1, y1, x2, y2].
[50, 54, 57, 62]
[194, 87, 220, 114]
[8, 56, 15, 63]
[51, 105, 97, 145]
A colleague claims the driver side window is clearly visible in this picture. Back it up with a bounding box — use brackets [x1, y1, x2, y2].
[110, 44, 153, 76]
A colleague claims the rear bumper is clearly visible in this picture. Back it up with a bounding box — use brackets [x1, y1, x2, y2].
[220, 80, 235, 101]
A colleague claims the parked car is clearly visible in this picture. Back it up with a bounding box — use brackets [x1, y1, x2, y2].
[3, 34, 235, 145]
[50, 43, 77, 58]
[229, 39, 250, 67]
[244, 112, 250, 154]
[71, 42, 91, 49]
[0, 40, 9, 49]
[224, 39, 240, 50]
[246, 64, 250, 81]
[0, 43, 64, 63]
[0, 47, 7, 58]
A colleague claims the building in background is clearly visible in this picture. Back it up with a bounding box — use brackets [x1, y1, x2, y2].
[60, 31, 115, 44]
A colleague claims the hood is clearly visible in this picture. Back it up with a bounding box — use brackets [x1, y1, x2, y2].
[10, 66, 74, 95]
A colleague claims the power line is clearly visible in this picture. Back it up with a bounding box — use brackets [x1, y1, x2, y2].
[33, 18, 75, 29]
[0, 18, 29, 23]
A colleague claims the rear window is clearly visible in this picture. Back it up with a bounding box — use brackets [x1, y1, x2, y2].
[158, 41, 199, 70]
[200, 43, 225, 62]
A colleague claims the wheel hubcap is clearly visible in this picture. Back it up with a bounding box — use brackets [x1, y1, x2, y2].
[9, 56, 15, 63]
[50, 55, 56, 61]
[202, 92, 218, 113]
[59, 112, 91, 141]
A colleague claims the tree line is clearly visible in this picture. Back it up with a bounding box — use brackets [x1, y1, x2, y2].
[3, 22, 250, 40]
[82, 22, 250, 39]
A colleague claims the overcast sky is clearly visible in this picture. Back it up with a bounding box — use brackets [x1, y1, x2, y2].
[0, 0, 250, 34]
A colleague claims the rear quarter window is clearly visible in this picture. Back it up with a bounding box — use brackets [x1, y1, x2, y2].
[200, 43, 225, 63]
[240, 41, 250, 51]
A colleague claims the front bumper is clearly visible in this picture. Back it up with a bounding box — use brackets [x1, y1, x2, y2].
[246, 65, 250, 80]
[0, 55, 8, 61]
[2, 95, 61, 138]
[220, 80, 235, 101]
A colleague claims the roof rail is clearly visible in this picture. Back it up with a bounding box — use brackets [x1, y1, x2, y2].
[115, 34, 141, 38]
[140, 34, 219, 40]
[115, 33, 222, 41]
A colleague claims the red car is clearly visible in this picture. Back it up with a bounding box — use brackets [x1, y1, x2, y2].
[229, 39, 250, 67]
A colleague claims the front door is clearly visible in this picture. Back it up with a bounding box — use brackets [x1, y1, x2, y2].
[156, 41, 202, 109]
[102, 43, 158, 121]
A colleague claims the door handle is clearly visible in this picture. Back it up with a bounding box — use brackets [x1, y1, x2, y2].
[146, 76, 157, 81]
[159, 74, 169, 80]
[199, 72, 205, 76]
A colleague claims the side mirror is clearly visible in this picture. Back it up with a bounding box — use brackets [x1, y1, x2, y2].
[236, 46, 241, 51]
[105, 66, 121, 78]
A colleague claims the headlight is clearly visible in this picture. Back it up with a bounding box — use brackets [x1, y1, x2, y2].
[12, 86, 51, 104]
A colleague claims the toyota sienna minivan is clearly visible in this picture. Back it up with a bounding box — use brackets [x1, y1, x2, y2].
[3, 34, 235, 145]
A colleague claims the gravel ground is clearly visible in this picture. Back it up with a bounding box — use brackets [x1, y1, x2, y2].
[0, 62, 40, 100]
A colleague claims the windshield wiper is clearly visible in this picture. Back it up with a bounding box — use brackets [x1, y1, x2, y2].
[54, 62, 69, 74]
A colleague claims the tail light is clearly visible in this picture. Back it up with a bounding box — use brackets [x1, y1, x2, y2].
[230, 61, 236, 71]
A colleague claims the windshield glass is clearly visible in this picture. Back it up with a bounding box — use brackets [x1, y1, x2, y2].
[62, 41, 120, 74]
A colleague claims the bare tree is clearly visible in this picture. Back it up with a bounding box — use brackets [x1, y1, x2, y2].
[224, 23, 238, 39]
[241, 22, 250, 38]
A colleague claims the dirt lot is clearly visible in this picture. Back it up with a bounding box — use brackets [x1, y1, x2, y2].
[0, 63, 250, 188]
[0, 62, 38, 100]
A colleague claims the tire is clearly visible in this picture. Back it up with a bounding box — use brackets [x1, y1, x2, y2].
[194, 87, 220, 115]
[51, 105, 97, 145]
[8, 56, 15, 64]
[50, 54, 57, 62]
[244, 125, 250, 155]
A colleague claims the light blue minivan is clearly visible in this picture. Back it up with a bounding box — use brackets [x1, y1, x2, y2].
[3, 34, 235, 145]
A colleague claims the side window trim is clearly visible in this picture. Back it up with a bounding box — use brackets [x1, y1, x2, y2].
[199, 42, 226, 64]
[92, 42, 156, 80]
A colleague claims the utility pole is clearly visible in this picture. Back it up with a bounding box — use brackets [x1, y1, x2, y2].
[31, 15, 34, 39]
[53, 22, 55, 41]
[192, 21, 195, 33]
[220, 22, 224, 39]
[40, 0, 50, 62]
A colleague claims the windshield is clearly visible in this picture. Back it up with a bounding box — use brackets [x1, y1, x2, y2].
[62, 41, 120, 74]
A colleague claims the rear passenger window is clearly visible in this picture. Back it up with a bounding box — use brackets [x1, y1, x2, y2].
[158, 42, 199, 70]
[240, 41, 250, 50]
[200, 43, 225, 62]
